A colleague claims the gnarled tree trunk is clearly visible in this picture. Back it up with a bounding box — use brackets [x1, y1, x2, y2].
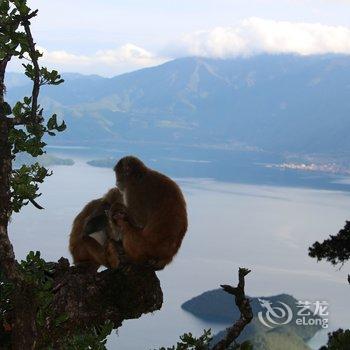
[0, 58, 19, 282]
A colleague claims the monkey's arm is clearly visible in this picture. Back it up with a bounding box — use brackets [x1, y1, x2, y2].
[84, 214, 108, 235]
[114, 218, 146, 259]
[116, 220, 170, 270]
[109, 202, 141, 231]
[83, 198, 113, 236]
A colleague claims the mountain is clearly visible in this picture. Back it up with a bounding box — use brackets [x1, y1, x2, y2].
[5, 54, 350, 156]
[182, 290, 323, 350]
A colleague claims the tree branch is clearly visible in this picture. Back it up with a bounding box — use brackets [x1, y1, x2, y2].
[21, 16, 40, 122]
[52, 259, 163, 329]
[28, 197, 44, 210]
[0, 56, 11, 103]
[211, 268, 253, 350]
[8, 258, 163, 347]
[0, 56, 21, 282]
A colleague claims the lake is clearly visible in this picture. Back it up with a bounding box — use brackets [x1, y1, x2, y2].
[9, 160, 350, 349]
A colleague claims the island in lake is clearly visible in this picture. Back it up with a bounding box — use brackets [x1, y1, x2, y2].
[14, 153, 74, 167]
[182, 290, 323, 350]
[87, 157, 115, 168]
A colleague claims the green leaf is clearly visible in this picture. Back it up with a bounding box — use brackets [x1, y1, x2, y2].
[56, 120, 66, 132]
[54, 313, 69, 327]
[23, 96, 31, 105]
[47, 114, 57, 129]
[12, 101, 22, 117]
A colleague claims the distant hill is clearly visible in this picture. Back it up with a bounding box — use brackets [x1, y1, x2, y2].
[14, 153, 74, 167]
[5, 54, 350, 158]
[182, 290, 323, 349]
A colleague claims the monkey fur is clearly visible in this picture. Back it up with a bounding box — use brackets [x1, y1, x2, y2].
[69, 187, 123, 271]
[69, 156, 188, 271]
[110, 156, 188, 270]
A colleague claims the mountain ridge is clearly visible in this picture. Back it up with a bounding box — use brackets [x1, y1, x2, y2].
[6, 54, 350, 157]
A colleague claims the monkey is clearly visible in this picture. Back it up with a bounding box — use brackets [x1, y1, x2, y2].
[109, 156, 188, 270]
[68, 187, 123, 271]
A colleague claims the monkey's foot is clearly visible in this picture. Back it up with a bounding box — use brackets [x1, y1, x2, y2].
[106, 239, 120, 269]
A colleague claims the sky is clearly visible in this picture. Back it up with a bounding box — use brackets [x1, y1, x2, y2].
[8, 0, 350, 76]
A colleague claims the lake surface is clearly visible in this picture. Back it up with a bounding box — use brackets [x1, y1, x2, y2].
[9, 160, 350, 349]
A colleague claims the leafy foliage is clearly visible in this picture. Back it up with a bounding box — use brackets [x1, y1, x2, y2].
[157, 329, 252, 350]
[0, 251, 114, 349]
[10, 163, 51, 211]
[309, 221, 350, 266]
[157, 329, 213, 350]
[0, 251, 56, 347]
[1, 0, 66, 213]
[19, 252, 114, 349]
[1, 2, 116, 348]
[61, 321, 114, 350]
[319, 329, 350, 350]
[19, 251, 56, 332]
[309, 223, 350, 349]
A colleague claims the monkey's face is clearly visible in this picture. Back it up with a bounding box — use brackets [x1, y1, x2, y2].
[114, 156, 146, 191]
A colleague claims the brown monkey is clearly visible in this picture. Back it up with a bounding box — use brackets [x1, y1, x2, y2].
[69, 187, 123, 271]
[110, 156, 188, 270]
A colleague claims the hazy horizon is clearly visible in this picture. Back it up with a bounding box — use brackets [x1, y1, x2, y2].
[8, 52, 350, 79]
[7, 0, 350, 76]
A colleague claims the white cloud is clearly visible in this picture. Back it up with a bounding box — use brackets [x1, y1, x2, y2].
[8, 18, 350, 77]
[35, 44, 168, 77]
[175, 17, 350, 57]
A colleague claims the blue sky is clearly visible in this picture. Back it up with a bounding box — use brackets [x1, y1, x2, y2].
[9, 0, 350, 76]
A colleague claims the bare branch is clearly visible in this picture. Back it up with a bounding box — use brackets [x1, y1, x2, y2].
[211, 268, 253, 350]
[28, 198, 44, 210]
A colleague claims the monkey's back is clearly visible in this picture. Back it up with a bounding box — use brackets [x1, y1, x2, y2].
[69, 188, 123, 258]
[128, 169, 188, 246]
